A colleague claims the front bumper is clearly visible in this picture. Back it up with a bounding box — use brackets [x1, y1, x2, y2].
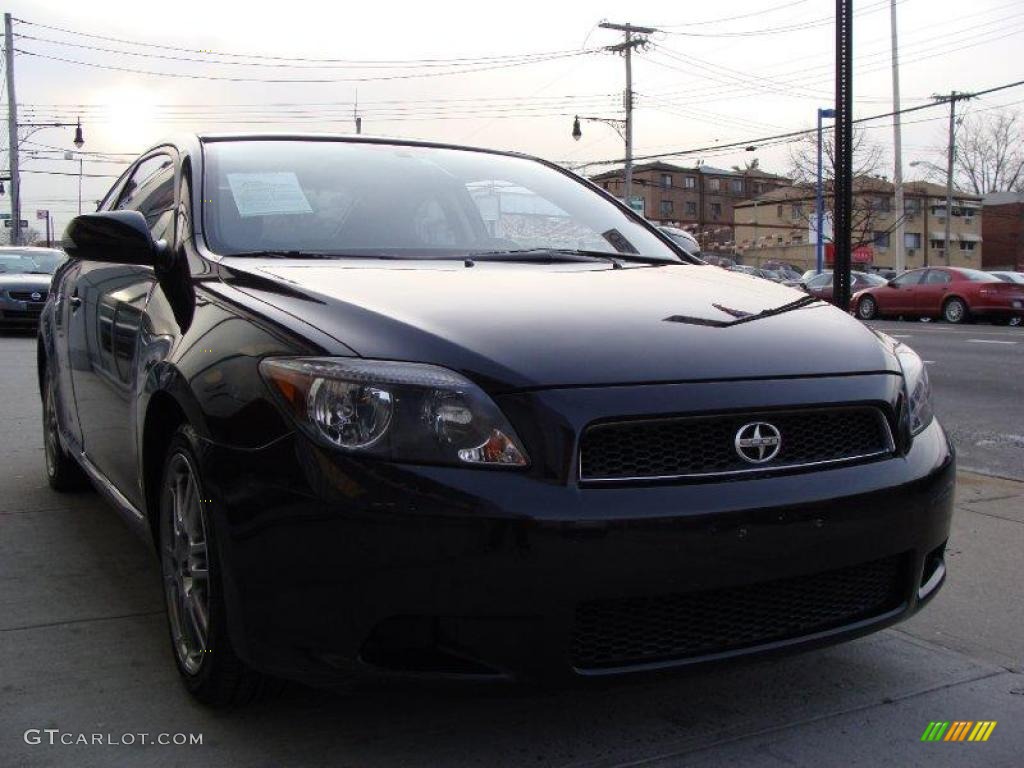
[199, 378, 955, 685]
[0, 298, 45, 326]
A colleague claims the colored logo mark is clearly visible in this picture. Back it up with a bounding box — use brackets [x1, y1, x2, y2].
[921, 721, 997, 742]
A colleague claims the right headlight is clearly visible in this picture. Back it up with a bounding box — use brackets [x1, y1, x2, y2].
[259, 357, 529, 468]
[895, 344, 934, 436]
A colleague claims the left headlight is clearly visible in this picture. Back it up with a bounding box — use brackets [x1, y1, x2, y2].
[895, 344, 934, 436]
[259, 357, 529, 468]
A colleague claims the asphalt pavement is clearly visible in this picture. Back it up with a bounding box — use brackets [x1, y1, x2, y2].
[1, 325, 1023, 768]
[867, 319, 1024, 481]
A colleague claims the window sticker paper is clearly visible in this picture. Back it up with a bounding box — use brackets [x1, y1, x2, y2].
[227, 172, 313, 217]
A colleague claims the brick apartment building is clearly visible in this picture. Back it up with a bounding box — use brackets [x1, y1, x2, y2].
[981, 191, 1024, 271]
[733, 178, 984, 271]
[589, 162, 788, 248]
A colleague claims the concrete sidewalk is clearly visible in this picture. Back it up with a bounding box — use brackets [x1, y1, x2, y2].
[1, 468, 1020, 768]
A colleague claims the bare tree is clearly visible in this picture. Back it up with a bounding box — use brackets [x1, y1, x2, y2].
[786, 128, 890, 248]
[945, 110, 1024, 194]
[787, 126, 885, 185]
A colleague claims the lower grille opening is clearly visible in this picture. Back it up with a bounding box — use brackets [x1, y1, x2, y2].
[572, 555, 907, 670]
[360, 616, 501, 676]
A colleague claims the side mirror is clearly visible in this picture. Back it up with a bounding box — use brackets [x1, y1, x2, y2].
[62, 211, 167, 266]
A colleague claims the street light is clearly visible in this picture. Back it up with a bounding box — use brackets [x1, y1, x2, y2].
[816, 108, 836, 275]
[571, 114, 631, 205]
[7, 118, 85, 245]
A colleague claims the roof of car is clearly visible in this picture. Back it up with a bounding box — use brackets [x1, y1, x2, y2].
[192, 132, 530, 158]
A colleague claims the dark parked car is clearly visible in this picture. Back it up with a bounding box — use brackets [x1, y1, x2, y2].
[40, 134, 954, 707]
[801, 270, 887, 305]
[853, 267, 1024, 324]
[0, 246, 65, 328]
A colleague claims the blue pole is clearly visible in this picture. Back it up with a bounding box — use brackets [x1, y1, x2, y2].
[816, 108, 834, 274]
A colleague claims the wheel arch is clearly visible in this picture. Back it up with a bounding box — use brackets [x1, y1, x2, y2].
[141, 389, 189, 546]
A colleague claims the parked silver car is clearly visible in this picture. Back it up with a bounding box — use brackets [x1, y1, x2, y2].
[0, 247, 65, 328]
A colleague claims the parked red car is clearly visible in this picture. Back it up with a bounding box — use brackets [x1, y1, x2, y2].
[853, 267, 1024, 324]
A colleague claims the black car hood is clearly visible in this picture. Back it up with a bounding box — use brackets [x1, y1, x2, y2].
[231, 259, 898, 391]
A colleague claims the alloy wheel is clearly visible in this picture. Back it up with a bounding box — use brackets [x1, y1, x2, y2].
[944, 299, 965, 323]
[161, 453, 211, 676]
[857, 296, 877, 320]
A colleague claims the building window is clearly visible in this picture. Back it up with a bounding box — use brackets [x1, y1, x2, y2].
[777, 205, 784, 217]
[930, 239, 946, 250]
[730, 179, 743, 193]
[960, 240, 976, 251]
[792, 234, 803, 244]
[711, 203, 722, 219]
[708, 178, 721, 192]
[872, 196, 892, 212]
[904, 198, 921, 215]
[791, 203, 804, 219]
[684, 176, 696, 189]
[685, 201, 697, 217]
[659, 200, 673, 216]
[660, 174, 673, 189]
[873, 231, 891, 249]
[904, 232, 922, 249]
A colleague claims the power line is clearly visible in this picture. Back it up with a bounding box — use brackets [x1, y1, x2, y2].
[13, 32, 597, 71]
[659, 0, 893, 37]
[13, 47, 596, 83]
[587, 78, 1024, 167]
[11, 16, 588, 66]
[655, 0, 811, 29]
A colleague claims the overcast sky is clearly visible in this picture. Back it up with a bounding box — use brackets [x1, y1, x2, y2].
[5, 0, 1023, 234]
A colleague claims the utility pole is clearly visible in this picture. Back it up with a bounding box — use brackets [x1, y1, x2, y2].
[889, 0, 905, 273]
[4, 13, 21, 246]
[933, 91, 972, 266]
[599, 22, 656, 207]
[353, 88, 362, 135]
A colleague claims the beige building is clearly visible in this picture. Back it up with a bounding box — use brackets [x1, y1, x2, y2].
[589, 162, 788, 249]
[733, 179, 983, 271]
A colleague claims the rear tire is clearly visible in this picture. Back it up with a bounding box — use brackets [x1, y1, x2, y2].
[942, 297, 968, 324]
[856, 295, 878, 320]
[42, 367, 89, 492]
[159, 426, 270, 708]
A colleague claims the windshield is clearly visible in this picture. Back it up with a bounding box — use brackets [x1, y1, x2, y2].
[202, 140, 682, 262]
[0, 249, 65, 275]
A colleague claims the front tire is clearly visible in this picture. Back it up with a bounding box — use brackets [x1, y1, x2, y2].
[943, 297, 969, 324]
[42, 367, 89, 492]
[856, 295, 878, 320]
[159, 426, 268, 708]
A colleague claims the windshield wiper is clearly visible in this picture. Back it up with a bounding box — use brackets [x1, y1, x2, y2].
[465, 247, 679, 269]
[225, 250, 356, 259]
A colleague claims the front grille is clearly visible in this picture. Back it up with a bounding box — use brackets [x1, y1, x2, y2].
[9, 290, 47, 302]
[579, 406, 893, 482]
[571, 555, 906, 669]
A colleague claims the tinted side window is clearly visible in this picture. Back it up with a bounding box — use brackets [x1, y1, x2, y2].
[98, 166, 133, 212]
[117, 153, 175, 240]
[924, 270, 951, 285]
[892, 271, 924, 287]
